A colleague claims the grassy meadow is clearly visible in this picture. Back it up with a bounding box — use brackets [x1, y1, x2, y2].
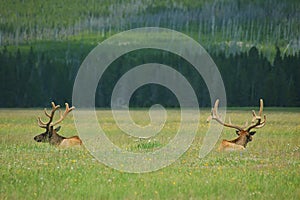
[0, 108, 299, 199]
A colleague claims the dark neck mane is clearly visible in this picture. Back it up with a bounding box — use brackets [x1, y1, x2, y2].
[50, 132, 66, 146]
[228, 135, 248, 147]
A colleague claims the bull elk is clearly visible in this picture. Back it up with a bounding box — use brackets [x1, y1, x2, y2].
[34, 102, 82, 147]
[208, 99, 266, 151]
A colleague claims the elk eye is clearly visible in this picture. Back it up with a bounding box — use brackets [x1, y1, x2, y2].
[249, 131, 256, 136]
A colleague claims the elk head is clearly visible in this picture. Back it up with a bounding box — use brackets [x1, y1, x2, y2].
[208, 99, 266, 151]
[34, 102, 82, 147]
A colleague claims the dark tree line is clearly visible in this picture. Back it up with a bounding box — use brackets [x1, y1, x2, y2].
[0, 46, 299, 107]
[214, 47, 300, 106]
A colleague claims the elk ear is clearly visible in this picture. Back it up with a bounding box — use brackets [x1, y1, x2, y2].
[236, 130, 240, 136]
[249, 131, 256, 136]
[55, 126, 61, 132]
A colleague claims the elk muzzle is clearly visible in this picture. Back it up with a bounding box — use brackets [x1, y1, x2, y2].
[34, 132, 49, 143]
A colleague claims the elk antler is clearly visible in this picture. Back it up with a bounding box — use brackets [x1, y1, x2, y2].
[246, 99, 266, 131]
[51, 103, 75, 127]
[38, 102, 60, 128]
[37, 102, 75, 128]
[209, 99, 244, 131]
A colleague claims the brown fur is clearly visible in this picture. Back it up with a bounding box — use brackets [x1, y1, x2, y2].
[218, 130, 256, 151]
[34, 126, 82, 147]
[34, 102, 82, 148]
[219, 140, 245, 151]
[209, 99, 266, 152]
[59, 136, 82, 148]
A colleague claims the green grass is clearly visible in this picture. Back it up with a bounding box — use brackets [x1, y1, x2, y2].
[0, 108, 299, 199]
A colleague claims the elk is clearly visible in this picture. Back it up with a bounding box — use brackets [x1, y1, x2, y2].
[207, 99, 266, 151]
[34, 102, 82, 147]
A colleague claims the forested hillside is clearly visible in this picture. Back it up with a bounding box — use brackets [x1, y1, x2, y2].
[0, 0, 299, 107]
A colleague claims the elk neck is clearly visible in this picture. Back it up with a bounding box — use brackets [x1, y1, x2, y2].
[49, 130, 66, 146]
[229, 134, 248, 148]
